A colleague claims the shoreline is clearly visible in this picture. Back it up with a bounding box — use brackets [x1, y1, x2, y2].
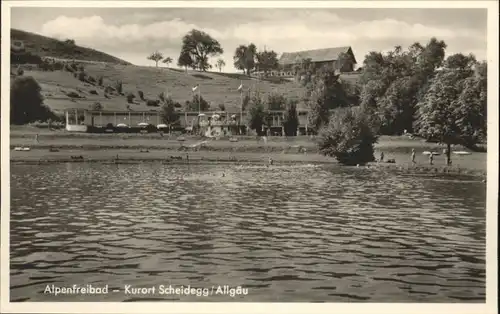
[10, 148, 486, 178]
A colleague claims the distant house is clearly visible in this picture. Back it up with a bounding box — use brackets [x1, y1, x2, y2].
[277, 46, 357, 77]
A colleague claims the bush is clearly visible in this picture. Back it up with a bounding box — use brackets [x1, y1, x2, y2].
[66, 91, 81, 98]
[318, 107, 378, 165]
[91, 102, 103, 111]
[267, 93, 287, 110]
[10, 51, 43, 65]
[218, 103, 226, 111]
[138, 90, 145, 100]
[10, 76, 57, 124]
[78, 71, 86, 81]
[158, 92, 166, 102]
[87, 76, 96, 84]
[53, 62, 64, 71]
[73, 72, 78, 78]
[174, 102, 182, 108]
[89, 90, 98, 95]
[98, 76, 103, 86]
[115, 80, 123, 94]
[126, 93, 136, 103]
[146, 99, 160, 107]
[105, 85, 116, 94]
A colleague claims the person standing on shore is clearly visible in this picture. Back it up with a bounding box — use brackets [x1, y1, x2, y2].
[411, 149, 416, 165]
[429, 153, 434, 165]
[35, 133, 39, 144]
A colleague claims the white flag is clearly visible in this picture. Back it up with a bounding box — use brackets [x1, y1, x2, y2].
[192, 84, 199, 92]
[237, 83, 243, 91]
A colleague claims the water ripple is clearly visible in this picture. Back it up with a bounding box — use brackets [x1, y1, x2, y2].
[10, 163, 486, 302]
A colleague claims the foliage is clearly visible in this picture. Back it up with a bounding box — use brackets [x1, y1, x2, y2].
[162, 57, 173, 67]
[10, 51, 43, 65]
[147, 51, 164, 67]
[179, 29, 224, 71]
[98, 76, 103, 86]
[177, 50, 194, 71]
[318, 107, 378, 165]
[414, 54, 486, 154]
[11, 76, 57, 124]
[218, 103, 226, 111]
[266, 93, 287, 111]
[158, 92, 166, 102]
[216, 59, 226, 72]
[358, 37, 447, 135]
[293, 58, 314, 85]
[91, 102, 103, 111]
[234, 44, 257, 75]
[245, 92, 268, 135]
[115, 80, 123, 94]
[89, 89, 98, 95]
[185, 94, 210, 111]
[126, 93, 136, 103]
[256, 50, 279, 76]
[242, 94, 250, 111]
[160, 97, 180, 129]
[306, 65, 351, 132]
[146, 99, 160, 107]
[138, 90, 145, 100]
[283, 101, 299, 136]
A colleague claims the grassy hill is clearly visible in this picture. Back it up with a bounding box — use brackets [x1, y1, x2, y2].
[11, 29, 131, 65]
[21, 65, 312, 115]
[11, 29, 361, 116]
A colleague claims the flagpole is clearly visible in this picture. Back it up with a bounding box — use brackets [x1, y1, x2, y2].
[240, 80, 243, 126]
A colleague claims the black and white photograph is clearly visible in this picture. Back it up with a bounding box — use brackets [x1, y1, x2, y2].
[1, 1, 498, 313]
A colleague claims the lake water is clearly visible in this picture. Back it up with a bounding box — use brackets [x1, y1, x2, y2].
[10, 162, 486, 302]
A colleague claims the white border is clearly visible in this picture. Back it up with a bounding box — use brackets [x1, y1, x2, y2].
[1, 1, 498, 314]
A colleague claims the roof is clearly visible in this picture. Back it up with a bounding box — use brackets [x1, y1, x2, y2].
[279, 46, 356, 65]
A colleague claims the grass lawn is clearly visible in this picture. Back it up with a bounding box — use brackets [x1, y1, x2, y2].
[10, 126, 486, 175]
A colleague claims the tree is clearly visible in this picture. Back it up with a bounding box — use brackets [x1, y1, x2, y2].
[246, 92, 268, 135]
[11, 76, 56, 124]
[216, 59, 226, 72]
[179, 29, 224, 71]
[162, 57, 173, 68]
[307, 65, 351, 133]
[318, 107, 378, 165]
[91, 102, 103, 111]
[234, 44, 257, 76]
[283, 101, 299, 136]
[185, 94, 210, 111]
[293, 58, 314, 85]
[160, 97, 180, 133]
[147, 51, 164, 67]
[177, 50, 194, 72]
[414, 54, 484, 164]
[266, 93, 286, 111]
[358, 37, 448, 135]
[256, 50, 279, 76]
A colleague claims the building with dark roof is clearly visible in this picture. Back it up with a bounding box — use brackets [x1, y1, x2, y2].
[275, 46, 357, 77]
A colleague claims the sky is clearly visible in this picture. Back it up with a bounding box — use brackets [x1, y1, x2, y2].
[11, 7, 488, 72]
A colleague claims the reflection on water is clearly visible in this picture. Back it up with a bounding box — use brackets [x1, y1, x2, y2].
[10, 163, 486, 302]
